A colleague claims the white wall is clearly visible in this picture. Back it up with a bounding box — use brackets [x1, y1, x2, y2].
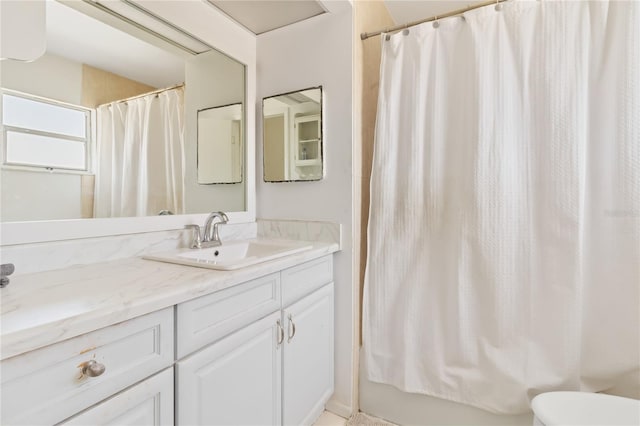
[0, 169, 82, 221]
[0, 52, 82, 104]
[198, 111, 242, 184]
[0, 53, 84, 222]
[256, 3, 355, 416]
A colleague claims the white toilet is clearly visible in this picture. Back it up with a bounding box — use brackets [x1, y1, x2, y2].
[531, 391, 640, 426]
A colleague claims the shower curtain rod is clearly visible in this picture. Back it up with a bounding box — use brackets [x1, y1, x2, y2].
[360, 0, 508, 40]
[100, 83, 185, 107]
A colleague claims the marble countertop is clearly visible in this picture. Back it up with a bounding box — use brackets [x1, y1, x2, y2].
[0, 241, 339, 360]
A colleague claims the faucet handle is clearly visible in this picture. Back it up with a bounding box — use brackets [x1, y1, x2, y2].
[213, 212, 229, 243]
[185, 225, 202, 249]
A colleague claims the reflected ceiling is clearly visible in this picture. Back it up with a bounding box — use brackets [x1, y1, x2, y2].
[46, 0, 184, 88]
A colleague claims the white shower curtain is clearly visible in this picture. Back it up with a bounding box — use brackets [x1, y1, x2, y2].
[364, 0, 639, 414]
[94, 87, 185, 217]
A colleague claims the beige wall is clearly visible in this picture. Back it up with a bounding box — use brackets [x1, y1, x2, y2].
[81, 175, 95, 219]
[353, 0, 395, 413]
[81, 64, 156, 108]
[264, 115, 286, 181]
[353, 0, 395, 346]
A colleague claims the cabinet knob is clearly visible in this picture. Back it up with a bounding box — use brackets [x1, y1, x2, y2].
[81, 359, 106, 378]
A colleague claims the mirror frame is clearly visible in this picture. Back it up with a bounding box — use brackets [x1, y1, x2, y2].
[262, 86, 324, 183]
[0, 0, 256, 246]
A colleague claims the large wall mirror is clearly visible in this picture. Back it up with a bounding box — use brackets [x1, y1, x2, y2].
[263, 87, 323, 182]
[0, 0, 246, 225]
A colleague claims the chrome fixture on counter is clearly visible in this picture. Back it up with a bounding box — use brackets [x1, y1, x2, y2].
[185, 211, 229, 249]
[1, 263, 15, 288]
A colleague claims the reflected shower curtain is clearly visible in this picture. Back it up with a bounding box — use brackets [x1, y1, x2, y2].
[363, 0, 639, 414]
[95, 87, 185, 217]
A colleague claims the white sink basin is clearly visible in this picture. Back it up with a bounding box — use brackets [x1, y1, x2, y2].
[144, 239, 312, 270]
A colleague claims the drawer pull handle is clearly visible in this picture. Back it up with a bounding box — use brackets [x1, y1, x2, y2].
[82, 360, 106, 378]
[277, 319, 284, 346]
[287, 314, 296, 343]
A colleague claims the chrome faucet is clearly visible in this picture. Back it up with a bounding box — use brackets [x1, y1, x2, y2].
[204, 211, 229, 244]
[185, 211, 229, 249]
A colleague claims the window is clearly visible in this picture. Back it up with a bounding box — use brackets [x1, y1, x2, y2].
[1, 91, 91, 171]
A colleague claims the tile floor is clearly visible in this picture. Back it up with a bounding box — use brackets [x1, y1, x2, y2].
[314, 410, 397, 426]
[314, 411, 347, 426]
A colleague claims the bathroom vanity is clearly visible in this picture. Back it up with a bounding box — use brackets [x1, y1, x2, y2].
[0, 242, 338, 425]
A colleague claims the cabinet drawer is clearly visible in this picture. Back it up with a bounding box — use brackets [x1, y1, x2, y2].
[281, 256, 333, 306]
[177, 273, 280, 358]
[62, 368, 174, 426]
[1, 308, 174, 426]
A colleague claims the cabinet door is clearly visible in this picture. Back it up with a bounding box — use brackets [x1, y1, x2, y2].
[177, 311, 282, 426]
[294, 114, 321, 166]
[283, 283, 334, 426]
[62, 368, 173, 426]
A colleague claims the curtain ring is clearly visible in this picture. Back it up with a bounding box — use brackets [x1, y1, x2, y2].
[495, 0, 503, 11]
[433, 16, 440, 28]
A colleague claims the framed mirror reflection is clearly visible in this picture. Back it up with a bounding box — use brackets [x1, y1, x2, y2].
[0, 0, 246, 223]
[197, 103, 243, 185]
[262, 87, 323, 182]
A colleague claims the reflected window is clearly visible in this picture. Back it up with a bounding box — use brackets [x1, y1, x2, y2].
[1, 91, 91, 171]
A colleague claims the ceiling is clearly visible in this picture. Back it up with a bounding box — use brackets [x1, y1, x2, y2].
[206, 0, 326, 35]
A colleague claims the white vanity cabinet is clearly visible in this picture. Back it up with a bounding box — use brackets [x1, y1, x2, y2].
[176, 255, 334, 426]
[0, 252, 335, 426]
